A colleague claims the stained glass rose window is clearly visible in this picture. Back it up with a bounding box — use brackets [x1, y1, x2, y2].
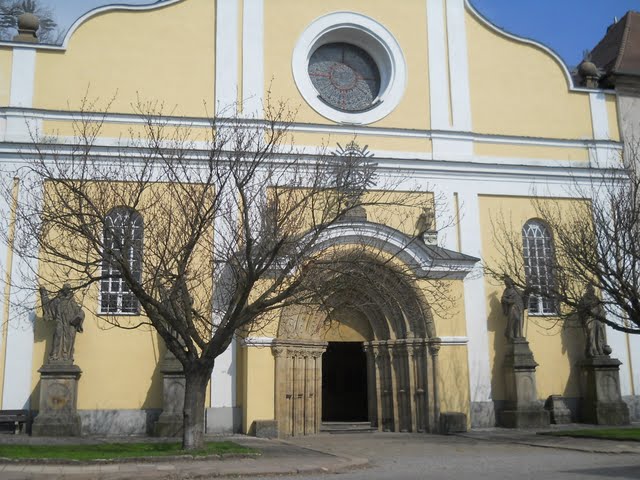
[308, 43, 381, 112]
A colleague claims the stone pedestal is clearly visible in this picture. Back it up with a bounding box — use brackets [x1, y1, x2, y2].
[580, 356, 630, 425]
[544, 395, 572, 424]
[499, 340, 549, 428]
[154, 351, 185, 437]
[32, 363, 82, 436]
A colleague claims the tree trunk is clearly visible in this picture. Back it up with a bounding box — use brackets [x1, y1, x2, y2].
[182, 369, 209, 451]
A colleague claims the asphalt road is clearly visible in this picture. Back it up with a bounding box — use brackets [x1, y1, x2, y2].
[249, 432, 640, 480]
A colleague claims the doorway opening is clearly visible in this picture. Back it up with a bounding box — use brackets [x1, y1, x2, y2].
[322, 341, 368, 422]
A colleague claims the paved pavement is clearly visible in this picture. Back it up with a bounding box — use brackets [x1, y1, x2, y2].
[0, 427, 638, 479]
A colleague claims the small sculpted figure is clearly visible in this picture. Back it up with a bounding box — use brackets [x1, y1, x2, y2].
[501, 276, 527, 341]
[414, 206, 435, 241]
[40, 283, 85, 363]
[578, 284, 610, 357]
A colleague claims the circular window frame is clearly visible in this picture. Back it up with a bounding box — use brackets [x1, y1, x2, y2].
[292, 12, 407, 125]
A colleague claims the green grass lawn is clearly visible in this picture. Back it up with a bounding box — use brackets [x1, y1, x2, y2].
[0, 441, 258, 461]
[542, 428, 640, 442]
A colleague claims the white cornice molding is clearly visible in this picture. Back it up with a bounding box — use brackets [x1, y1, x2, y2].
[308, 220, 478, 280]
[0, 0, 184, 51]
[438, 336, 469, 346]
[0, 107, 622, 152]
[240, 337, 275, 347]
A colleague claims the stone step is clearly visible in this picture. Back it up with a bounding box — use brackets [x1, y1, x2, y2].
[320, 422, 377, 433]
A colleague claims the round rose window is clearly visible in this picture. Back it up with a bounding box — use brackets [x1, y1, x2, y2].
[308, 43, 381, 112]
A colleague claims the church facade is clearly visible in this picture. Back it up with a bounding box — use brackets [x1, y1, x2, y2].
[0, 0, 638, 435]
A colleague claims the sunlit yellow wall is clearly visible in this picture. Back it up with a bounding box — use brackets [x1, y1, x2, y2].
[478, 195, 586, 400]
[33, 0, 215, 115]
[32, 180, 215, 410]
[438, 346, 470, 418]
[466, 11, 595, 140]
[427, 279, 466, 338]
[606, 95, 621, 142]
[264, 0, 430, 129]
[241, 345, 275, 433]
[0, 47, 12, 106]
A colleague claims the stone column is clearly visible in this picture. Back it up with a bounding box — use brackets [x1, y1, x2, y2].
[304, 353, 315, 434]
[272, 346, 287, 437]
[499, 339, 549, 428]
[405, 340, 418, 433]
[32, 363, 82, 436]
[293, 351, 304, 435]
[428, 339, 441, 432]
[372, 343, 384, 430]
[153, 350, 186, 437]
[313, 350, 323, 433]
[580, 355, 630, 425]
[411, 342, 426, 432]
[363, 343, 378, 427]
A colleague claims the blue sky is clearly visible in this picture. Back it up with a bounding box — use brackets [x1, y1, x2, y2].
[34, 0, 640, 66]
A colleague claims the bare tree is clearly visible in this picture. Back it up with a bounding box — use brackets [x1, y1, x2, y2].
[1, 96, 457, 449]
[486, 152, 640, 336]
[0, 0, 61, 44]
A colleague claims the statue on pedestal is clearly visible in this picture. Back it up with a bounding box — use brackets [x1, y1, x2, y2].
[501, 276, 527, 341]
[40, 284, 85, 363]
[33, 283, 85, 436]
[577, 284, 611, 357]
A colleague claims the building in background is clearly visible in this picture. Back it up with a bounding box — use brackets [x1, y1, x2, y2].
[0, 0, 637, 435]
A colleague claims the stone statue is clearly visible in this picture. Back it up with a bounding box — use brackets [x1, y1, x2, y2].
[414, 206, 435, 240]
[501, 276, 527, 341]
[578, 284, 611, 357]
[40, 284, 85, 363]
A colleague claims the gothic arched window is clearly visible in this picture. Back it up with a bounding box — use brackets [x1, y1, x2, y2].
[100, 207, 143, 314]
[522, 219, 557, 315]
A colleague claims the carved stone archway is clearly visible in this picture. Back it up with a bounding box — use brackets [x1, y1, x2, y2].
[273, 259, 443, 436]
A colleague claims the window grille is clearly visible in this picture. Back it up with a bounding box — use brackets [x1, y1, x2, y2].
[100, 208, 143, 314]
[522, 219, 557, 315]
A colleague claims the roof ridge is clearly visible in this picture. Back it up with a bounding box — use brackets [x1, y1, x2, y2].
[615, 12, 634, 72]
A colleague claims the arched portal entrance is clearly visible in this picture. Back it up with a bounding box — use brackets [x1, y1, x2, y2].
[272, 258, 442, 436]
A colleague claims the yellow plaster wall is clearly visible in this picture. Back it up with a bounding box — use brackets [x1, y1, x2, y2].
[478, 195, 585, 400]
[33, 0, 215, 116]
[241, 345, 275, 433]
[474, 143, 589, 162]
[429, 279, 466, 338]
[437, 346, 470, 417]
[31, 291, 164, 410]
[292, 131, 432, 154]
[466, 12, 594, 140]
[0, 47, 12, 106]
[607, 95, 621, 142]
[31, 180, 216, 410]
[264, 0, 430, 129]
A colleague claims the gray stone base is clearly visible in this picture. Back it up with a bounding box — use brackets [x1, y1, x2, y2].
[544, 395, 572, 424]
[439, 412, 467, 434]
[582, 401, 630, 426]
[79, 409, 160, 436]
[206, 407, 242, 434]
[470, 402, 496, 428]
[154, 413, 183, 437]
[32, 413, 81, 437]
[623, 395, 640, 422]
[253, 420, 278, 438]
[499, 409, 550, 428]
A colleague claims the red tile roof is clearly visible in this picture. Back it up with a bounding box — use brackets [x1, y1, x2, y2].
[591, 11, 640, 77]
